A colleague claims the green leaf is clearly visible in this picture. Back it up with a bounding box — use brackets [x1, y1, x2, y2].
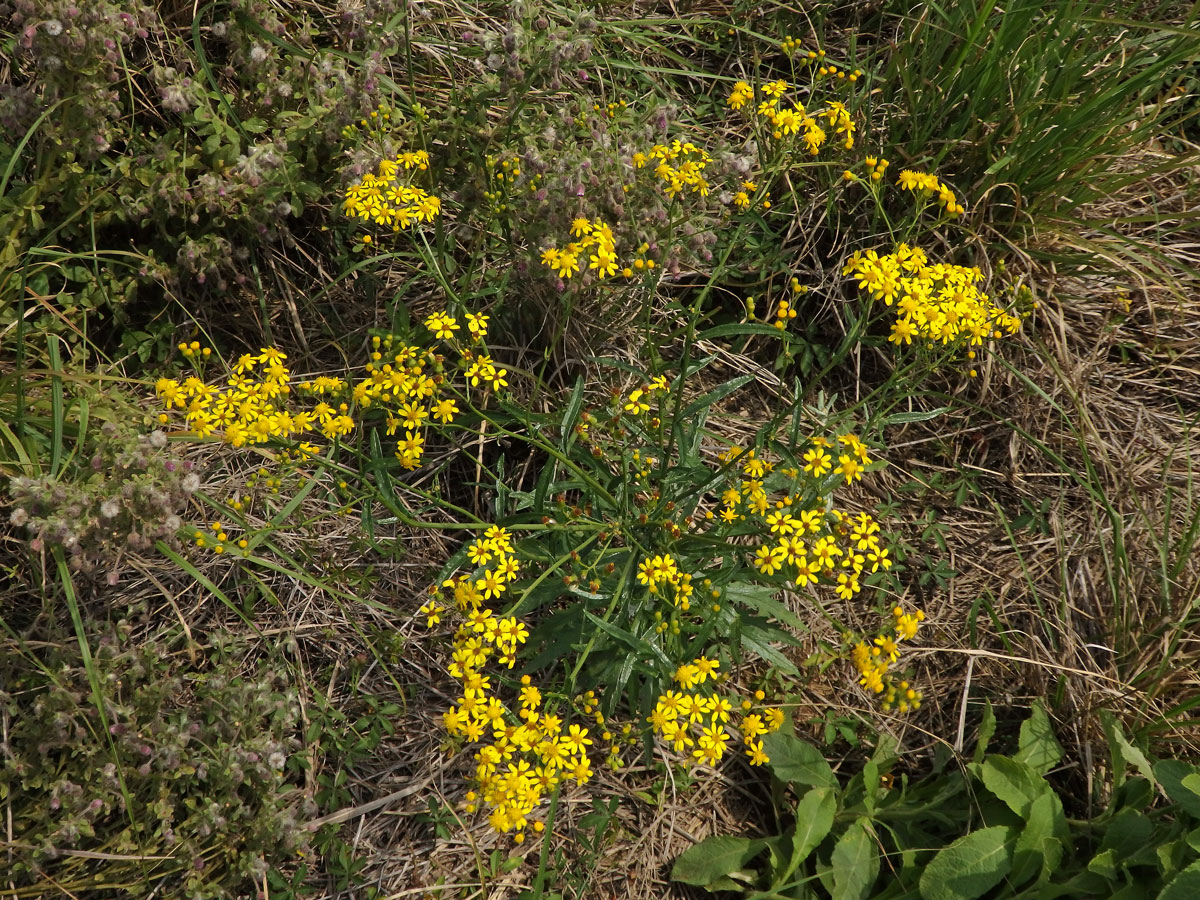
[1012, 791, 1064, 886]
[724, 582, 808, 632]
[1014, 703, 1064, 775]
[671, 835, 766, 889]
[1102, 712, 1156, 788]
[1154, 761, 1200, 819]
[1101, 808, 1154, 858]
[863, 734, 899, 815]
[700, 322, 793, 340]
[919, 826, 1014, 900]
[763, 732, 835, 788]
[1087, 848, 1118, 881]
[881, 407, 952, 425]
[560, 376, 586, 450]
[973, 700, 997, 764]
[826, 819, 878, 900]
[977, 755, 1049, 819]
[772, 787, 836, 889]
[737, 620, 802, 676]
[679, 374, 754, 421]
[1159, 859, 1200, 900]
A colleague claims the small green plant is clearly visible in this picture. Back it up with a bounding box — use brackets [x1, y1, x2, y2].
[672, 705, 1200, 899]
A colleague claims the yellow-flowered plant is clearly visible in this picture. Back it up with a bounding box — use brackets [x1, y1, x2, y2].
[159, 308, 505, 475]
[897, 168, 966, 216]
[540, 216, 619, 281]
[709, 436, 889, 603]
[843, 244, 1023, 359]
[342, 151, 441, 234]
[155, 347, 353, 448]
[646, 657, 786, 769]
[426, 527, 630, 840]
[727, 77, 856, 152]
[848, 606, 926, 712]
[633, 139, 713, 198]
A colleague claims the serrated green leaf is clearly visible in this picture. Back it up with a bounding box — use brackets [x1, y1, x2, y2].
[724, 582, 808, 632]
[919, 826, 1013, 900]
[671, 835, 767, 889]
[737, 621, 802, 676]
[763, 732, 835, 788]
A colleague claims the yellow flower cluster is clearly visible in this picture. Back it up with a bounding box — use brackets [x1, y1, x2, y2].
[191, 520, 250, 556]
[351, 334, 454, 470]
[632, 140, 712, 199]
[864, 155, 889, 183]
[850, 606, 926, 711]
[897, 168, 965, 216]
[592, 98, 628, 119]
[843, 245, 1023, 350]
[155, 348, 350, 448]
[647, 658, 785, 767]
[636, 553, 695, 611]
[540, 216, 620, 280]
[714, 438, 890, 600]
[177, 340, 211, 359]
[728, 80, 854, 151]
[342, 152, 441, 231]
[429, 528, 611, 839]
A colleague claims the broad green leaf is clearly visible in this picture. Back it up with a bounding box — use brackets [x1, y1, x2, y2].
[977, 755, 1049, 819]
[1154, 760, 1200, 819]
[772, 787, 836, 889]
[1012, 791, 1064, 886]
[1014, 704, 1064, 775]
[826, 819, 878, 900]
[1101, 808, 1154, 858]
[919, 826, 1013, 900]
[671, 835, 766, 889]
[1157, 837, 1188, 883]
[1087, 848, 1118, 880]
[763, 732, 835, 788]
[1158, 859, 1200, 900]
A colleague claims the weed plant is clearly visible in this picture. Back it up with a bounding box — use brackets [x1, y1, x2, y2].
[2, 0, 1198, 897]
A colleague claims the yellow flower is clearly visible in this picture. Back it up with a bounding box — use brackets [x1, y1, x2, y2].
[424, 312, 460, 340]
[433, 398, 459, 423]
[624, 389, 650, 415]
